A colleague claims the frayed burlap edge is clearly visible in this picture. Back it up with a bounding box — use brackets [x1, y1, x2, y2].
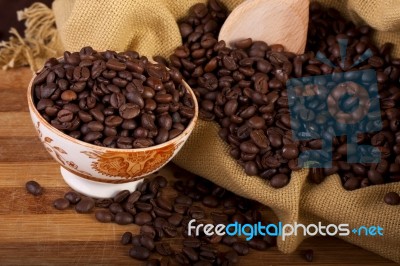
[0, 3, 63, 72]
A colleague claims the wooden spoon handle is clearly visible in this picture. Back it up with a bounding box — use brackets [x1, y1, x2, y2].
[219, 0, 309, 54]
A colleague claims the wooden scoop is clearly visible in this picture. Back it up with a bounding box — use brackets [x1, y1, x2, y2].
[219, 0, 309, 54]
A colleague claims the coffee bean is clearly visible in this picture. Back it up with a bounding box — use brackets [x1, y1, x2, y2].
[183, 247, 199, 261]
[95, 210, 114, 223]
[109, 202, 124, 213]
[129, 246, 150, 260]
[135, 212, 152, 225]
[168, 213, 183, 226]
[224, 250, 239, 263]
[53, 198, 70, 210]
[202, 195, 219, 207]
[162, 223, 178, 237]
[222, 235, 239, 246]
[115, 212, 134, 225]
[61, 90, 77, 101]
[232, 242, 249, 256]
[156, 242, 173, 256]
[175, 252, 190, 265]
[183, 237, 202, 248]
[75, 197, 95, 213]
[121, 232, 132, 245]
[282, 144, 299, 160]
[304, 249, 314, 262]
[25, 180, 43, 196]
[141, 225, 157, 239]
[188, 206, 205, 219]
[384, 192, 400, 205]
[96, 198, 113, 208]
[113, 190, 130, 203]
[175, 195, 193, 205]
[270, 174, 289, 188]
[64, 191, 81, 204]
[308, 168, 324, 184]
[140, 235, 155, 251]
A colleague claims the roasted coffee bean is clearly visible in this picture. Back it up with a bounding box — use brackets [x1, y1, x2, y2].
[183, 247, 199, 261]
[121, 232, 132, 245]
[384, 192, 400, 205]
[225, 250, 239, 263]
[131, 235, 142, 246]
[75, 197, 95, 213]
[53, 198, 70, 210]
[183, 237, 202, 248]
[113, 190, 130, 203]
[141, 225, 157, 239]
[109, 202, 124, 213]
[135, 212, 152, 225]
[168, 213, 183, 226]
[162, 223, 178, 237]
[202, 195, 219, 207]
[64, 191, 81, 204]
[175, 252, 190, 265]
[156, 242, 173, 256]
[95, 210, 114, 223]
[115, 212, 134, 225]
[270, 174, 289, 188]
[222, 235, 239, 246]
[304, 249, 314, 262]
[248, 238, 268, 250]
[25, 180, 43, 196]
[129, 246, 150, 260]
[232, 242, 249, 256]
[96, 198, 113, 208]
[188, 206, 205, 219]
[140, 235, 155, 250]
[308, 168, 324, 184]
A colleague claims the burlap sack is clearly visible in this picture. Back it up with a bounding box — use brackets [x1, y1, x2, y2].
[2, 0, 399, 262]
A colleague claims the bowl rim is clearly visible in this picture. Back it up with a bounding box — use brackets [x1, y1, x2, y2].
[27, 58, 199, 153]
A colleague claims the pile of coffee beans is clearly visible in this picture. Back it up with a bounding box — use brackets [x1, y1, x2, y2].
[167, 0, 400, 190]
[32, 48, 195, 148]
[41, 172, 279, 265]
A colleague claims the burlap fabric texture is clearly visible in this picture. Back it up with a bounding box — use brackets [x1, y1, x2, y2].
[2, 0, 399, 263]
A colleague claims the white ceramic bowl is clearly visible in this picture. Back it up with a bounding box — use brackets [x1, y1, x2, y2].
[27, 65, 198, 198]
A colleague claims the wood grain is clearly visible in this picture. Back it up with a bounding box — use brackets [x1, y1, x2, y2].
[0, 67, 396, 265]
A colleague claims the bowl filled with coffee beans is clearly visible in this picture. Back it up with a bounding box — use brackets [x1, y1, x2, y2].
[27, 47, 198, 198]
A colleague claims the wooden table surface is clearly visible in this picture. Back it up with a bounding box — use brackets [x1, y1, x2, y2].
[0, 67, 397, 265]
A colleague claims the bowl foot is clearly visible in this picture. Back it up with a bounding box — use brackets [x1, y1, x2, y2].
[60, 167, 143, 198]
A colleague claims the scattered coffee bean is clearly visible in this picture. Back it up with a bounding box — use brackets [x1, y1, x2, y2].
[384, 192, 400, 205]
[62, 186, 82, 204]
[75, 197, 95, 213]
[121, 232, 132, 245]
[53, 198, 70, 210]
[129, 246, 150, 260]
[95, 209, 114, 223]
[304, 249, 314, 262]
[25, 180, 43, 196]
[114, 211, 134, 225]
